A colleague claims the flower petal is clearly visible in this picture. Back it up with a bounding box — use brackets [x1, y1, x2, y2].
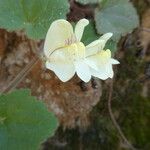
[108, 65, 114, 78]
[90, 68, 108, 80]
[110, 58, 120, 64]
[86, 33, 113, 56]
[75, 60, 91, 82]
[85, 57, 99, 71]
[44, 19, 74, 57]
[46, 61, 75, 82]
[90, 63, 114, 80]
[75, 18, 89, 42]
[45, 47, 75, 82]
[85, 50, 111, 70]
[86, 50, 115, 80]
[76, 42, 86, 60]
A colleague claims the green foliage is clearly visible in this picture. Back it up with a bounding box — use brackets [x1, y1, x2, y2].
[75, 0, 100, 4]
[81, 21, 117, 52]
[0, 89, 58, 150]
[95, 0, 139, 41]
[0, 0, 69, 39]
[76, 0, 139, 52]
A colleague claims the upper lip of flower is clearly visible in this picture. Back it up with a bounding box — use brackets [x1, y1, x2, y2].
[44, 18, 89, 57]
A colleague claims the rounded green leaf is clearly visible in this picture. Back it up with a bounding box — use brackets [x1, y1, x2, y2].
[0, 89, 58, 150]
[0, 0, 69, 39]
[95, 0, 139, 41]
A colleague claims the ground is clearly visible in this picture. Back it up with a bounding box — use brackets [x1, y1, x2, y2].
[0, 0, 150, 150]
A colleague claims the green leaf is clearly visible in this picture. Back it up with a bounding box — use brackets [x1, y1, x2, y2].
[0, 0, 69, 39]
[81, 21, 118, 53]
[0, 89, 58, 150]
[81, 21, 99, 45]
[95, 0, 139, 41]
[81, 21, 117, 53]
[75, 0, 101, 4]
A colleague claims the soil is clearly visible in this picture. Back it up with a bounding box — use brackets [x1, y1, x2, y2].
[0, 0, 150, 150]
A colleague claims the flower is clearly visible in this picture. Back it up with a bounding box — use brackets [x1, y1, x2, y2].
[44, 19, 91, 82]
[86, 49, 120, 80]
[85, 33, 120, 80]
[44, 18, 119, 82]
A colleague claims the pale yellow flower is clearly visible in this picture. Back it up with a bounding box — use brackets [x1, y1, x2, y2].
[44, 19, 91, 82]
[84, 33, 119, 80]
[86, 49, 120, 80]
[44, 18, 119, 82]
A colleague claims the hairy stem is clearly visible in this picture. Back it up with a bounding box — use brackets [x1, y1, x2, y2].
[108, 79, 137, 150]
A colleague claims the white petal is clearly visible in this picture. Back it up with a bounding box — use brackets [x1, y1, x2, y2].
[46, 61, 75, 82]
[86, 49, 111, 69]
[90, 63, 114, 80]
[44, 19, 73, 57]
[86, 33, 113, 56]
[85, 58, 99, 71]
[86, 51, 114, 80]
[90, 68, 108, 80]
[75, 18, 89, 42]
[45, 47, 75, 82]
[110, 58, 120, 64]
[105, 63, 114, 78]
[108, 66, 114, 78]
[75, 60, 91, 82]
[99, 33, 113, 43]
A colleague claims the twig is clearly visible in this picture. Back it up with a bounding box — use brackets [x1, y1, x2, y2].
[0, 40, 42, 93]
[108, 79, 137, 150]
[1, 56, 39, 93]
